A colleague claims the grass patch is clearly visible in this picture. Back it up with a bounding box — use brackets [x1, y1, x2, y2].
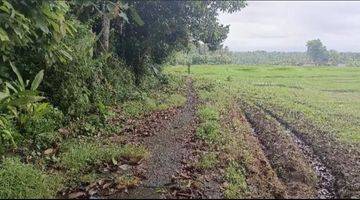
[166, 93, 187, 107]
[121, 75, 186, 118]
[196, 121, 221, 144]
[59, 141, 148, 173]
[196, 152, 218, 170]
[118, 143, 149, 164]
[224, 161, 248, 199]
[197, 106, 219, 122]
[0, 157, 63, 199]
[122, 94, 186, 118]
[168, 65, 360, 143]
[121, 100, 151, 118]
[116, 174, 141, 190]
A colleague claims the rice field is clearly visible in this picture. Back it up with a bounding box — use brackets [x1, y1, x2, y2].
[166, 65, 360, 198]
[167, 65, 360, 143]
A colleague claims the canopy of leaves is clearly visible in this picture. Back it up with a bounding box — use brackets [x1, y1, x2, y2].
[112, 1, 246, 84]
[306, 39, 329, 65]
[0, 0, 75, 80]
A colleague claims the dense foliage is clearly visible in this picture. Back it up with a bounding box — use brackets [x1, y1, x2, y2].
[0, 0, 246, 117]
[0, 0, 245, 171]
[0, 1, 248, 197]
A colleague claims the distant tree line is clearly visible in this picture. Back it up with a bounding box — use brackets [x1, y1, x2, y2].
[171, 39, 360, 67]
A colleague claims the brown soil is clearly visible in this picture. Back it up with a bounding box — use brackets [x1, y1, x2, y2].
[62, 79, 358, 199]
[261, 105, 360, 199]
[241, 102, 319, 198]
[222, 104, 286, 198]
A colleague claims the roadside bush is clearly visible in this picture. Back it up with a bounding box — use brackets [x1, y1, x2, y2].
[0, 65, 62, 151]
[0, 157, 62, 199]
[43, 21, 134, 117]
[0, 115, 19, 153]
[23, 103, 64, 149]
[43, 21, 95, 116]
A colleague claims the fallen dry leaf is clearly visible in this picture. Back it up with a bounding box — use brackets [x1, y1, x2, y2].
[44, 148, 54, 155]
[68, 191, 86, 199]
[119, 164, 130, 171]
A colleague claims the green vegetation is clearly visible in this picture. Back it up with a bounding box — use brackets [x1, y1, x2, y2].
[196, 152, 218, 170]
[306, 39, 329, 65]
[189, 69, 252, 198]
[168, 65, 360, 143]
[224, 161, 248, 199]
[197, 105, 220, 122]
[0, 157, 62, 199]
[167, 64, 360, 198]
[121, 77, 187, 118]
[0, 65, 62, 152]
[196, 121, 221, 143]
[171, 41, 360, 67]
[60, 140, 148, 174]
[1, 1, 246, 197]
[2, 0, 358, 198]
[196, 105, 222, 143]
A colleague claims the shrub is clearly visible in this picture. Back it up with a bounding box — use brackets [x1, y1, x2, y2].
[42, 22, 134, 117]
[23, 103, 64, 149]
[43, 22, 96, 116]
[0, 65, 61, 151]
[0, 157, 63, 199]
[0, 115, 19, 152]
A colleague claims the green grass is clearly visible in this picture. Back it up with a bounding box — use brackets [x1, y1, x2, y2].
[167, 65, 360, 143]
[0, 157, 63, 199]
[121, 76, 186, 118]
[196, 121, 221, 143]
[196, 152, 218, 170]
[224, 161, 248, 198]
[197, 105, 219, 122]
[59, 140, 148, 173]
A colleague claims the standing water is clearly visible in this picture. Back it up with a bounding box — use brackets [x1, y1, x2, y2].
[285, 129, 337, 199]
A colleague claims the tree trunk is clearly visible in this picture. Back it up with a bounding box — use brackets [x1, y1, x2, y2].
[100, 2, 110, 53]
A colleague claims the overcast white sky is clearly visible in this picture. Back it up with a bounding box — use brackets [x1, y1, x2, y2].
[218, 1, 360, 52]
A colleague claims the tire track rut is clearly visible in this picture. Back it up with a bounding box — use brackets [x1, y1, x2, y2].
[241, 101, 338, 198]
[257, 105, 337, 199]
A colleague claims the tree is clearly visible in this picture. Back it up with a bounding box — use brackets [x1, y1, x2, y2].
[114, 1, 246, 85]
[328, 50, 341, 66]
[0, 0, 75, 82]
[72, 0, 143, 54]
[306, 39, 329, 66]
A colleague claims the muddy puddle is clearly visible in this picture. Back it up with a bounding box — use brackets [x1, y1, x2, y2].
[284, 129, 336, 199]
